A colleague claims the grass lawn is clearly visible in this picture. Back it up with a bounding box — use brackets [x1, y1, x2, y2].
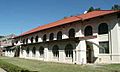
[0, 57, 120, 72]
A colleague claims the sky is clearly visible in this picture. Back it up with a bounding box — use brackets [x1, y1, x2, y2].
[0, 0, 119, 36]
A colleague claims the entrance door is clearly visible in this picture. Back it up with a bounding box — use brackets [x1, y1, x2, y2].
[86, 41, 93, 63]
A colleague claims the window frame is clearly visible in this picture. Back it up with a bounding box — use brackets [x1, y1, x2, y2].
[84, 26, 93, 36]
[69, 28, 75, 38]
[57, 31, 62, 40]
[99, 41, 109, 54]
[49, 33, 54, 41]
[98, 23, 108, 35]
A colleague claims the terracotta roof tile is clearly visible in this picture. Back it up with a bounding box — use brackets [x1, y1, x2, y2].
[17, 10, 120, 37]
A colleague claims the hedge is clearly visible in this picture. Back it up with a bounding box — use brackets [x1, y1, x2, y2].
[0, 59, 36, 72]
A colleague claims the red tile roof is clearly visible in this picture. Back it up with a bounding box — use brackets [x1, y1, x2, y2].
[16, 10, 120, 38]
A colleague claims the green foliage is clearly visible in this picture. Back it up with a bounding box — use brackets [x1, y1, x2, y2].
[87, 7, 101, 12]
[112, 4, 120, 10]
[1, 57, 120, 72]
[0, 59, 33, 72]
[87, 4, 120, 13]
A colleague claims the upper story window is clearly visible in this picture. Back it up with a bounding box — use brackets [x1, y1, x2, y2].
[84, 26, 93, 36]
[69, 28, 75, 38]
[35, 36, 39, 42]
[31, 37, 34, 43]
[43, 34, 47, 42]
[65, 44, 73, 58]
[57, 31, 62, 40]
[49, 33, 54, 41]
[52, 45, 59, 57]
[98, 23, 108, 35]
[26, 38, 28, 44]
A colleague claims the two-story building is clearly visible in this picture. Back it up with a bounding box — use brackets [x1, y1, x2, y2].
[0, 34, 16, 57]
[14, 10, 120, 64]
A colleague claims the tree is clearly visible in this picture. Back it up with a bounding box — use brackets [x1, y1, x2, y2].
[87, 7, 94, 12]
[87, 7, 101, 12]
[111, 4, 120, 10]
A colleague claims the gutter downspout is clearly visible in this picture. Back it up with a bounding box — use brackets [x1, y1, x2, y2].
[110, 29, 112, 60]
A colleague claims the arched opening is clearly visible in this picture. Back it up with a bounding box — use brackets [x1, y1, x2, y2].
[26, 38, 28, 44]
[43, 34, 47, 42]
[57, 31, 62, 40]
[31, 37, 34, 43]
[39, 46, 44, 57]
[35, 35, 39, 42]
[14, 46, 20, 57]
[65, 44, 73, 58]
[23, 39, 25, 44]
[84, 26, 93, 36]
[69, 28, 75, 38]
[49, 33, 54, 41]
[26, 47, 29, 54]
[32, 47, 36, 55]
[52, 45, 59, 58]
[98, 23, 108, 34]
[86, 41, 94, 63]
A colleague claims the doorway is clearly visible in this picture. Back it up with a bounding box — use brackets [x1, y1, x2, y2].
[86, 41, 94, 63]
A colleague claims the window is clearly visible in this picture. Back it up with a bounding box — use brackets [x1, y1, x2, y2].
[84, 26, 93, 36]
[26, 38, 28, 44]
[39, 46, 44, 57]
[31, 37, 34, 43]
[65, 44, 73, 58]
[32, 47, 36, 55]
[43, 34, 47, 42]
[98, 23, 108, 34]
[52, 45, 59, 57]
[49, 33, 54, 41]
[99, 41, 109, 54]
[35, 36, 39, 42]
[57, 31, 62, 40]
[26, 47, 29, 54]
[69, 28, 75, 38]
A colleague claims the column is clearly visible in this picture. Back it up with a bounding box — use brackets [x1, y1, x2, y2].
[44, 47, 48, 61]
[76, 40, 86, 64]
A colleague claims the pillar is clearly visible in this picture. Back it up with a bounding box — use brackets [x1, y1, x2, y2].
[76, 40, 86, 64]
[44, 47, 48, 61]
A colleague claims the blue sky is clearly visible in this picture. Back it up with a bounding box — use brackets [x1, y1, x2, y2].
[0, 0, 119, 36]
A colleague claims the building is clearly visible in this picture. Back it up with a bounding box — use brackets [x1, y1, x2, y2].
[0, 34, 16, 57]
[13, 10, 120, 64]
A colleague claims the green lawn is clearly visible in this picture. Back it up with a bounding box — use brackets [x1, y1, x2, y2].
[0, 57, 120, 72]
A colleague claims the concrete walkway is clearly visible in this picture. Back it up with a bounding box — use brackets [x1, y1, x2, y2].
[0, 68, 6, 72]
